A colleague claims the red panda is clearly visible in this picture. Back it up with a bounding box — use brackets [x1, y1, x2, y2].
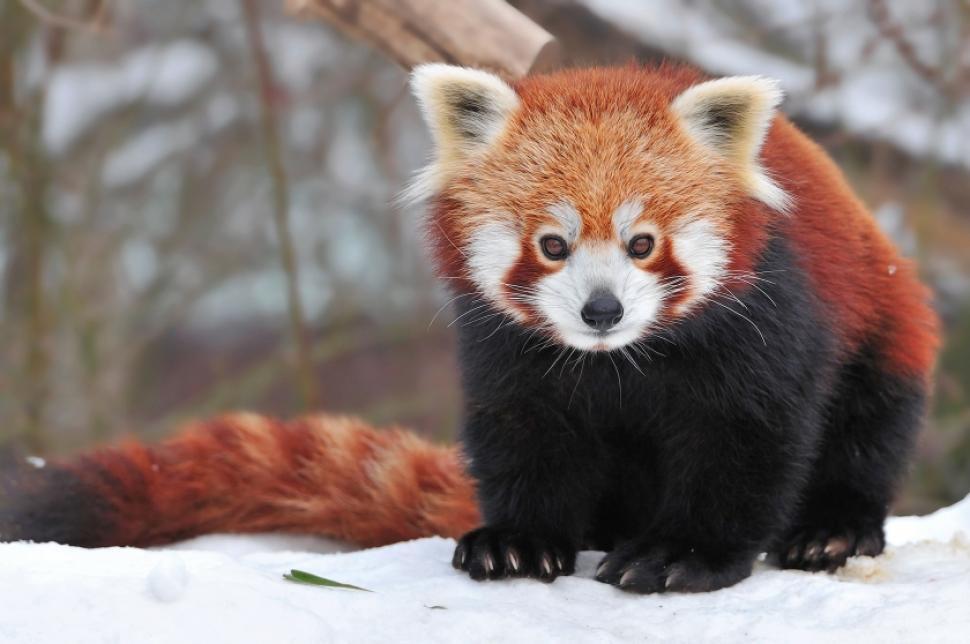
[0, 64, 938, 594]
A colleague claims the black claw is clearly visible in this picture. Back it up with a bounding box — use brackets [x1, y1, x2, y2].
[594, 555, 623, 585]
[623, 566, 660, 593]
[855, 532, 885, 557]
[663, 564, 686, 591]
[506, 547, 521, 574]
[452, 542, 468, 570]
[804, 541, 823, 561]
[483, 552, 496, 576]
[452, 526, 576, 583]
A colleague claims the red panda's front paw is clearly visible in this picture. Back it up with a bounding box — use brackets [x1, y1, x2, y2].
[452, 526, 576, 582]
[594, 540, 755, 594]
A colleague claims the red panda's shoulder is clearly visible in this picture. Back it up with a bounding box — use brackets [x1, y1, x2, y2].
[763, 119, 939, 377]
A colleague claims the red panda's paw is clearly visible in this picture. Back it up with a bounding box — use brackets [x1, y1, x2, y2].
[777, 524, 885, 573]
[452, 526, 576, 583]
[594, 540, 755, 594]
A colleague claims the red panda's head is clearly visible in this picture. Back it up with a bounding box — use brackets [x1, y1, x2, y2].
[409, 65, 788, 351]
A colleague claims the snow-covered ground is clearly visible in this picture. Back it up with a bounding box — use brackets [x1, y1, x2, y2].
[1, 496, 968, 643]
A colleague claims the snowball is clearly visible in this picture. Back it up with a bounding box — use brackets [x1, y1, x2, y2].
[146, 554, 189, 603]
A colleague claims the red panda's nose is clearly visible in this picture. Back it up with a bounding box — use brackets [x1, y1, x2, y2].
[581, 292, 624, 331]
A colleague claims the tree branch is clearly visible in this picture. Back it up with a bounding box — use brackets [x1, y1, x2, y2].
[867, 0, 951, 96]
[240, 0, 319, 409]
[287, 0, 559, 79]
[15, 0, 110, 34]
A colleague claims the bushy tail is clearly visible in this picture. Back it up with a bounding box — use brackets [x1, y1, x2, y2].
[0, 413, 480, 548]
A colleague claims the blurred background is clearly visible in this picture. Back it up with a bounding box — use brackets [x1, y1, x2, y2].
[0, 0, 968, 514]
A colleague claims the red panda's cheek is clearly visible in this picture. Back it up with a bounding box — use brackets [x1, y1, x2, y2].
[501, 242, 561, 321]
[641, 239, 693, 316]
[464, 221, 522, 312]
[664, 218, 732, 314]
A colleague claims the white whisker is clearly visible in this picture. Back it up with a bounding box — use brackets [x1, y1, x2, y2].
[607, 351, 622, 407]
[710, 299, 767, 346]
[428, 292, 473, 330]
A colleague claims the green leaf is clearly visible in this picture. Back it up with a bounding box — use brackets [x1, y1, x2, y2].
[283, 569, 373, 592]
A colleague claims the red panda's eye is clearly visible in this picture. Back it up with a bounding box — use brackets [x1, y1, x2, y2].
[628, 234, 655, 259]
[540, 235, 568, 260]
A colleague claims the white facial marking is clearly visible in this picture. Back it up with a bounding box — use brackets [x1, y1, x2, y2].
[548, 201, 582, 241]
[534, 242, 665, 351]
[672, 217, 730, 309]
[466, 221, 521, 310]
[612, 199, 644, 239]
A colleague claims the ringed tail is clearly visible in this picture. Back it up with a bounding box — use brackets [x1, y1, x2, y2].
[0, 413, 480, 548]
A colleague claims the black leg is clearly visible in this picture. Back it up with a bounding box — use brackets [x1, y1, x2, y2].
[453, 406, 604, 582]
[594, 400, 818, 593]
[775, 353, 927, 572]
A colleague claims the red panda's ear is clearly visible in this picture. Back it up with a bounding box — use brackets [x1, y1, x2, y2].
[405, 64, 519, 201]
[672, 76, 791, 213]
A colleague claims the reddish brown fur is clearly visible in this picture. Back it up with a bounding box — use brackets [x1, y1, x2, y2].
[763, 118, 939, 377]
[58, 413, 479, 547]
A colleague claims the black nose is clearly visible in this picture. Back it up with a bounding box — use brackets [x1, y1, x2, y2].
[581, 292, 624, 331]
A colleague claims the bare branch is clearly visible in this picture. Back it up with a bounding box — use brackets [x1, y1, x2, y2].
[867, 0, 951, 95]
[240, 0, 320, 409]
[288, 0, 559, 79]
[16, 0, 110, 34]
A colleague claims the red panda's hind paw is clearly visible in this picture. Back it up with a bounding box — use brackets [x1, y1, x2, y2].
[452, 525, 576, 583]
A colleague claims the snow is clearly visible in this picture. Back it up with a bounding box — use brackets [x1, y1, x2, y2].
[1, 496, 968, 642]
[265, 22, 346, 92]
[99, 93, 239, 190]
[146, 554, 190, 603]
[101, 120, 198, 189]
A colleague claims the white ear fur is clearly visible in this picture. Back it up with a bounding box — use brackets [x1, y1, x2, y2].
[672, 76, 791, 213]
[405, 64, 519, 202]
